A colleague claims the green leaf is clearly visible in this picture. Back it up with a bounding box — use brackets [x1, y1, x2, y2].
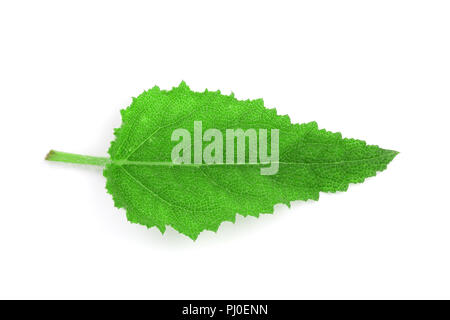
[46, 82, 398, 240]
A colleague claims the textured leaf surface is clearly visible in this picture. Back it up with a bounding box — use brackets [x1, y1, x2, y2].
[104, 82, 397, 239]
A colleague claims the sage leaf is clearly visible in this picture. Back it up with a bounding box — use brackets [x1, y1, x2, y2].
[46, 82, 398, 239]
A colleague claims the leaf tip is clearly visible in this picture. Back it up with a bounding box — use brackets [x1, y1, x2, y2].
[391, 149, 400, 161]
[385, 148, 400, 158]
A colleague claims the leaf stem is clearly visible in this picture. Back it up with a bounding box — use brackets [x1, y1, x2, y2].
[45, 150, 110, 166]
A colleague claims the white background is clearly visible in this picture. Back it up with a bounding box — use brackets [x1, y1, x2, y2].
[1, 0, 449, 299]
